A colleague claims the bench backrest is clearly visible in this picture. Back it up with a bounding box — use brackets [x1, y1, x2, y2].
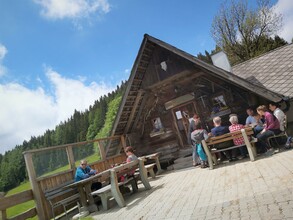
[206, 127, 254, 146]
[44, 180, 77, 201]
[111, 159, 139, 175]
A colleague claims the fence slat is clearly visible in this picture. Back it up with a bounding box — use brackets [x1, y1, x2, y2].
[0, 190, 34, 210]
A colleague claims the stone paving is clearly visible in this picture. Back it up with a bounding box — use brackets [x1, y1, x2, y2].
[90, 149, 293, 220]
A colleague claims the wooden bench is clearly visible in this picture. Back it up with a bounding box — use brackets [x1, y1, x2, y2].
[44, 180, 80, 219]
[90, 157, 151, 210]
[90, 175, 138, 210]
[202, 127, 257, 169]
[135, 163, 156, 179]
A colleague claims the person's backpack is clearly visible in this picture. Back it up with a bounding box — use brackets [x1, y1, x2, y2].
[191, 130, 204, 144]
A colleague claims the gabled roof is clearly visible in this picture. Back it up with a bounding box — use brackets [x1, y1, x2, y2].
[232, 43, 293, 99]
[110, 34, 285, 142]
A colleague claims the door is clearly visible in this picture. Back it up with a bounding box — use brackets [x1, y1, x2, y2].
[172, 101, 197, 147]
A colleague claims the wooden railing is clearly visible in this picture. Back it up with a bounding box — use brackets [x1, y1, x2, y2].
[0, 190, 37, 220]
[22, 135, 126, 219]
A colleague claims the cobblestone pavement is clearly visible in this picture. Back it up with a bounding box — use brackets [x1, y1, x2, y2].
[91, 149, 293, 220]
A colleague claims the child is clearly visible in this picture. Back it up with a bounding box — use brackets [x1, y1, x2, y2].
[125, 146, 138, 163]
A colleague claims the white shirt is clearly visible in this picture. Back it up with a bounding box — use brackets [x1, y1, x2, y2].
[274, 108, 285, 131]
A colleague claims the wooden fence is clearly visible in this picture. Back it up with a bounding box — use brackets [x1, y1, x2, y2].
[0, 135, 127, 220]
[0, 189, 37, 220]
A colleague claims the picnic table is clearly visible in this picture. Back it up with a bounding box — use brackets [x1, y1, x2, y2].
[144, 152, 163, 174]
[64, 157, 151, 215]
[64, 169, 110, 213]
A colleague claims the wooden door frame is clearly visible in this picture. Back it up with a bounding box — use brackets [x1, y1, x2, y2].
[171, 100, 198, 148]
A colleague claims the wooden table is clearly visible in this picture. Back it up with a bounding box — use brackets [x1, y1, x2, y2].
[64, 157, 152, 213]
[64, 170, 110, 213]
[145, 152, 163, 174]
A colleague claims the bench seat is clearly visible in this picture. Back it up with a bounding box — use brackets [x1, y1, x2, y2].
[202, 128, 257, 169]
[44, 180, 80, 219]
[91, 176, 138, 210]
[135, 163, 156, 179]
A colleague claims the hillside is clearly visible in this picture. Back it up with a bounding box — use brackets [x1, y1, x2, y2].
[0, 81, 127, 192]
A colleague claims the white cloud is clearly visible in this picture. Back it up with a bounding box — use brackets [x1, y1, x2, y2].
[0, 68, 115, 154]
[274, 0, 293, 42]
[33, 0, 111, 20]
[0, 44, 8, 77]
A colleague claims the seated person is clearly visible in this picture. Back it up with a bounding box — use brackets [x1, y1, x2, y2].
[245, 107, 257, 126]
[228, 115, 247, 159]
[269, 102, 286, 132]
[252, 112, 264, 135]
[75, 160, 102, 191]
[125, 146, 138, 163]
[209, 116, 236, 161]
[256, 105, 281, 156]
[119, 146, 138, 193]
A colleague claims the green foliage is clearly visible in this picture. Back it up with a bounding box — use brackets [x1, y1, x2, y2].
[0, 81, 127, 192]
[96, 95, 122, 139]
[211, 0, 287, 64]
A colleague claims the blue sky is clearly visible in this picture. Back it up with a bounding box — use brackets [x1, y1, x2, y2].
[0, 0, 292, 154]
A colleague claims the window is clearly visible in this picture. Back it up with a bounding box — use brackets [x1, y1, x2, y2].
[211, 94, 228, 114]
[152, 117, 163, 131]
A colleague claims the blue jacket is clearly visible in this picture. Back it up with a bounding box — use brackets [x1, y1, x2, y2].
[75, 166, 96, 182]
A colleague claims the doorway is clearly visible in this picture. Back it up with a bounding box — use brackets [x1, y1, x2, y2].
[172, 101, 197, 147]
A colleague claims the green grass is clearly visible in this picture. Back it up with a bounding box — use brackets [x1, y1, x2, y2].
[5, 153, 100, 219]
[6, 181, 36, 219]
[80, 217, 94, 220]
[42, 153, 100, 177]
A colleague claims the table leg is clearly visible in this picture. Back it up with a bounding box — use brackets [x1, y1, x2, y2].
[77, 186, 88, 208]
[154, 157, 163, 174]
[84, 184, 98, 212]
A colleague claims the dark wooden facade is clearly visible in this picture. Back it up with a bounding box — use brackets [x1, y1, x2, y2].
[110, 34, 285, 162]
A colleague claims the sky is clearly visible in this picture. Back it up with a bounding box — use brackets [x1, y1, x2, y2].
[0, 0, 292, 155]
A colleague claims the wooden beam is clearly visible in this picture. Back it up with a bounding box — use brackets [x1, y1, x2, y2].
[148, 71, 202, 91]
[23, 152, 47, 220]
[0, 190, 34, 210]
[98, 141, 106, 160]
[124, 90, 145, 133]
[23, 136, 122, 154]
[66, 145, 75, 170]
[132, 92, 149, 131]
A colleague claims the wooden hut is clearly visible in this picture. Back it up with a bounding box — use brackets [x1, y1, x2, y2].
[108, 34, 287, 164]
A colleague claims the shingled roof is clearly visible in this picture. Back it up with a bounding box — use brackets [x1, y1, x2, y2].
[232, 43, 293, 99]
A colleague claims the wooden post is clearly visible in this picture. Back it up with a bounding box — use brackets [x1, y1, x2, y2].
[138, 158, 151, 189]
[110, 169, 125, 207]
[66, 145, 75, 170]
[116, 135, 126, 155]
[98, 141, 106, 160]
[0, 210, 6, 220]
[201, 140, 214, 170]
[23, 152, 47, 220]
[241, 129, 255, 162]
[153, 154, 163, 174]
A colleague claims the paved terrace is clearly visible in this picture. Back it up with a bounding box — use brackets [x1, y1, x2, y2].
[91, 150, 293, 220]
